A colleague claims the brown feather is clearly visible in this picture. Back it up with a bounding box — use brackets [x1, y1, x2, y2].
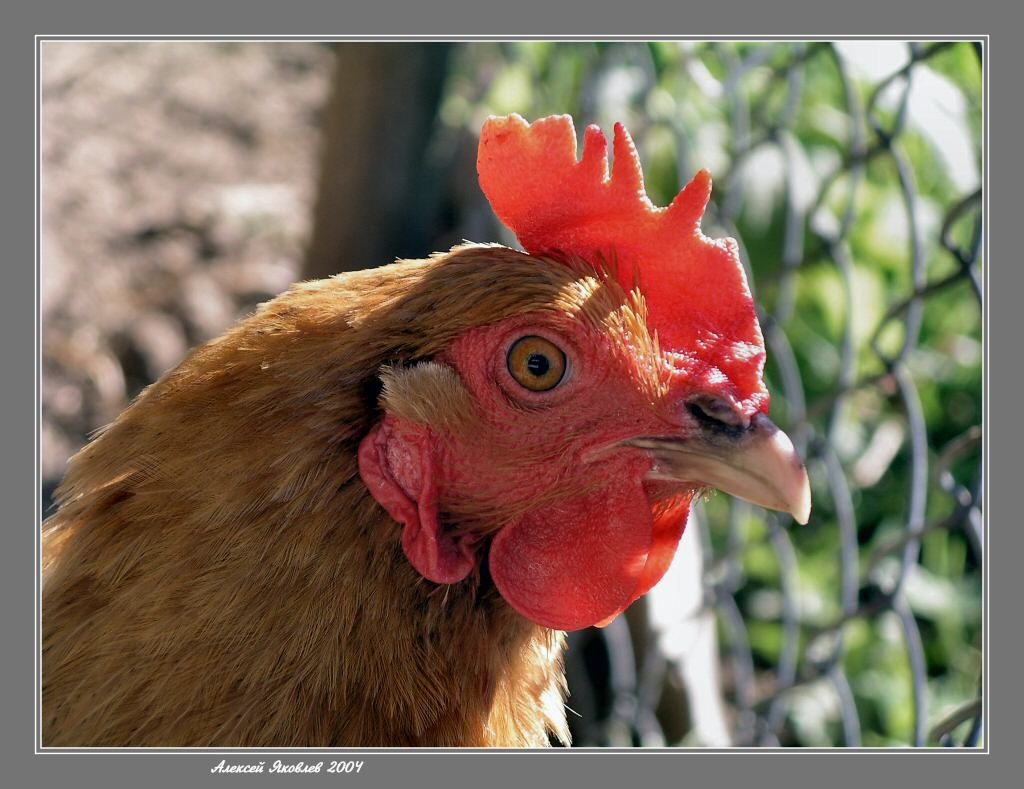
[41, 245, 606, 747]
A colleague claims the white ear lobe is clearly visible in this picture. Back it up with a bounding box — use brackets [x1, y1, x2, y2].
[378, 362, 474, 435]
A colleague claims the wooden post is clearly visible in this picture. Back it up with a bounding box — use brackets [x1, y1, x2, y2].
[304, 43, 452, 279]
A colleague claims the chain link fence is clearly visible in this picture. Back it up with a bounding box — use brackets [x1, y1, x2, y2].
[508, 41, 984, 748]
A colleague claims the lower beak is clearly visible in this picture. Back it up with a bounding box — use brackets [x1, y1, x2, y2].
[625, 413, 811, 524]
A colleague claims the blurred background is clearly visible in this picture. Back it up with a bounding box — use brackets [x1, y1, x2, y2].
[40, 40, 983, 748]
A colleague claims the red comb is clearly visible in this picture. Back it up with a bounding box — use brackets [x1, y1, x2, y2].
[477, 114, 767, 408]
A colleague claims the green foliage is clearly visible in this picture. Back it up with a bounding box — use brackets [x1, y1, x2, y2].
[442, 40, 982, 747]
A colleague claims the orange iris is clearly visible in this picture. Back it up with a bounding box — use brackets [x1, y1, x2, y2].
[506, 336, 566, 392]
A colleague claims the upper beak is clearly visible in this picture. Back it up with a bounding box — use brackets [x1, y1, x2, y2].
[625, 412, 811, 524]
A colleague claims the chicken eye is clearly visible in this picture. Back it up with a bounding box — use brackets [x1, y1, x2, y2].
[506, 336, 567, 392]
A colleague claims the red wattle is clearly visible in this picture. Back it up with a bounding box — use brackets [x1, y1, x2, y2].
[489, 480, 654, 631]
[629, 495, 692, 601]
[593, 495, 692, 628]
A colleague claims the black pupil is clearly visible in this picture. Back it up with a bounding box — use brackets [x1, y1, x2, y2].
[526, 353, 550, 377]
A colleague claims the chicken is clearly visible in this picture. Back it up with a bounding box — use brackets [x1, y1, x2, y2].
[42, 113, 810, 747]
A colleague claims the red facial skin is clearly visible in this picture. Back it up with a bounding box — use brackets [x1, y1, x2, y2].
[360, 115, 775, 630]
[359, 307, 766, 631]
[364, 114, 770, 630]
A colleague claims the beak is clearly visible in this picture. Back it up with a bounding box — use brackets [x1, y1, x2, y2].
[625, 413, 811, 524]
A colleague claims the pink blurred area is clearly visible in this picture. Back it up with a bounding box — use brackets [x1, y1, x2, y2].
[41, 42, 334, 501]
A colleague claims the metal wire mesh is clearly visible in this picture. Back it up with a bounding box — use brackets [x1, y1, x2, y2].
[555, 41, 984, 749]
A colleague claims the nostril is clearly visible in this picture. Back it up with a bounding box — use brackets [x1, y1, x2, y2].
[686, 395, 750, 436]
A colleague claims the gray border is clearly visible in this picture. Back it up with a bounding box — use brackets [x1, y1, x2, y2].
[4, 1, 1012, 786]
